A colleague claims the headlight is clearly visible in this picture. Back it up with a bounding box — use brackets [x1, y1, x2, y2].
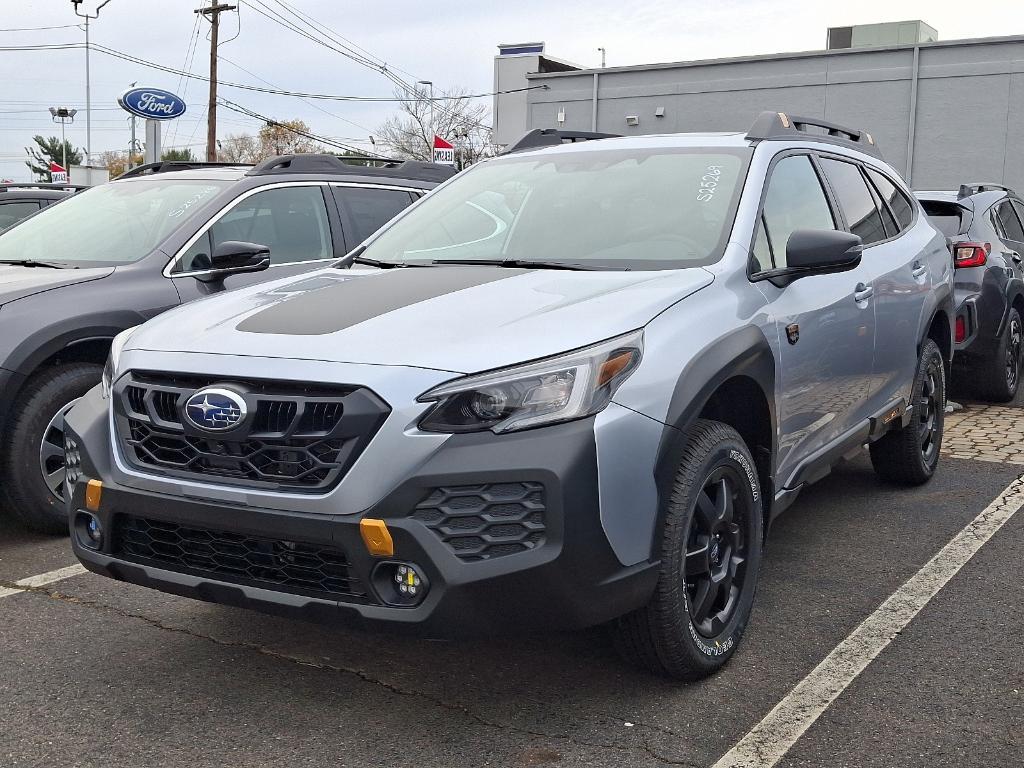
[101, 326, 139, 399]
[418, 330, 643, 434]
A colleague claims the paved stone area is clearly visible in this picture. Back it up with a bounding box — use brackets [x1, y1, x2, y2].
[943, 401, 1024, 465]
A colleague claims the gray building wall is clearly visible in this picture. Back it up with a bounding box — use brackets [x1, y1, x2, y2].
[514, 36, 1024, 191]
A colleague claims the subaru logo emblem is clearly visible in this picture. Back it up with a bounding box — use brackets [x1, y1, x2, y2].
[184, 387, 246, 432]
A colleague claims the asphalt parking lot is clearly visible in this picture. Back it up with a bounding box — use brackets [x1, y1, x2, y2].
[3, 400, 1023, 768]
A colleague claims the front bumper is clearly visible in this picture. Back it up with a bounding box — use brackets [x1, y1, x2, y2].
[66, 387, 657, 637]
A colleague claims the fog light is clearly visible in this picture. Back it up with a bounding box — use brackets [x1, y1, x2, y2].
[75, 512, 103, 550]
[371, 561, 429, 606]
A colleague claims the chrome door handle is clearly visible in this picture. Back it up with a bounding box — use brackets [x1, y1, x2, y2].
[912, 262, 928, 278]
[854, 283, 874, 303]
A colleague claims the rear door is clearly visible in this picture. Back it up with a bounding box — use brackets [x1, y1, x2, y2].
[820, 158, 927, 417]
[751, 152, 877, 484]
[994, 199, 1024, 264]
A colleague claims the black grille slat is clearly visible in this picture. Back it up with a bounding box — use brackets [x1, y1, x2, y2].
[126, 386, 146, 415]
[411, 482, 547, 561]
[113, 515, 369, 602]
[152, 390, 180, 423]
[114, 372, 390, 493]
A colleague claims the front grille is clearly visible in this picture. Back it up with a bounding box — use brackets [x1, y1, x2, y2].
[411, 482, 547, 561]
[114, 372, 390, 492]
[113, 514, 369, 602]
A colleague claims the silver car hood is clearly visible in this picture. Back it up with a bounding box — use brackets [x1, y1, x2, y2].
[128, 265, 714, 374]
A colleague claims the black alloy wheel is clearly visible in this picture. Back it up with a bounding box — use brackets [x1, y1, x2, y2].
[685, 466, 752, 639]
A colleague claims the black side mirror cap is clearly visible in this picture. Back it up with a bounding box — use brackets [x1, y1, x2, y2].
[196, 240, 271, 282]
[752, 229, 863, 287]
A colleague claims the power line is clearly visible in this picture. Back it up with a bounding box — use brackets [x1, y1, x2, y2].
[217, 97, 390, 158]
[0, 23, 82, 32]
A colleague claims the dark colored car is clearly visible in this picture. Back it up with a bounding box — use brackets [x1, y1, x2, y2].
[916, 184, 1024, 401]
[0, 182, 84, 231]
[0, 155, 454, 533]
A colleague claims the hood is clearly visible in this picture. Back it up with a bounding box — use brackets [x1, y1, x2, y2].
[0, 264, 114, 307]
[127, 265, 714, 373]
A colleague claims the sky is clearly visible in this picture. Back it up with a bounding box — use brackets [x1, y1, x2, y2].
[1, 0, 1020, 181]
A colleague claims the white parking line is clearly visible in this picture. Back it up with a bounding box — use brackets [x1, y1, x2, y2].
[0, 563, 87, 599]
[713, 474, 1024, 768]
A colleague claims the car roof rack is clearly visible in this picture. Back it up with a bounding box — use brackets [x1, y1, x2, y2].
[0, 182, 88, 192]
[957, 182, 1015, 199]
[117, 161, 253, 179]
[745, 111, 883, 159]
[503, 128, 621, 154]
[245, 154, 457, 182]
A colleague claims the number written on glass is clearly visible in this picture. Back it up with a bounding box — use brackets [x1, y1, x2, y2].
[697, 166, 723, 203]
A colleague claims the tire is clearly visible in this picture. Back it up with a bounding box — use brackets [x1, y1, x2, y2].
[869, 339, 945, 485]
[610, 419, 763, 680]
[0, 363, 102, 534]
[974, 308, 1022, 403]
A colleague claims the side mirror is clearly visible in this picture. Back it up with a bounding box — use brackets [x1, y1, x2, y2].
[785, 229, 863, 273]
[196, 241, 271, 282]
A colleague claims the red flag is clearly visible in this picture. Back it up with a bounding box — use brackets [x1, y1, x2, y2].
[49, 162, 67, 173]
[432, 135, 454, 150]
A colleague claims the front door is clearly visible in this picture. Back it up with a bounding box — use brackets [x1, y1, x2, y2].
[170, 184, 339, 301]
[751, 153, 876, 485]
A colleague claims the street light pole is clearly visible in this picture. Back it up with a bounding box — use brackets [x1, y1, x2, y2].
[49, 106, 78, 175]
[71, 0, 113, 167]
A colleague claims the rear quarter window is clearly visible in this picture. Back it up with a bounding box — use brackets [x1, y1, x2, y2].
[918, 201, 967, 238]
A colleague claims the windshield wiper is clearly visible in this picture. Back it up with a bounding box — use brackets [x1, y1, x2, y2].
[428, 258, 606, 271]
[336, 246, 410, 269]
[0, 259, 72, 269]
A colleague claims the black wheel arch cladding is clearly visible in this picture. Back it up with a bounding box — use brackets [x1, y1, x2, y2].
[654, 325, 777, 536]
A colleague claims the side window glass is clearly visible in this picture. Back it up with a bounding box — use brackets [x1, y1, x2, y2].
[761, 155, 836, 268]
[1013, 201, 1024, 241]
[866, 168, 914, 232]
[751, 215, 773, 272]
[865, 173, 898, 237]
[995, 201, 1024, 242]
[0, 201, 41, 231]
[336, 187, 415, 245]
[176, 185, 332, 273]
[819, 158, 887, 246]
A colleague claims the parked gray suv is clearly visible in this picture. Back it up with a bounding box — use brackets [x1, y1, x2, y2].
[0, 155, 453, 533]
[66, 113, 953, 679]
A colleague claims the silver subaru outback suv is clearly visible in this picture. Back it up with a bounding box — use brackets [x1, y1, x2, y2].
[66, 112, 953, 679]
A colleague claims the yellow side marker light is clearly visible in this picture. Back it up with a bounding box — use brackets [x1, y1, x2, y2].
[360, 518, 394, 557]
[85, 479, 103, 512]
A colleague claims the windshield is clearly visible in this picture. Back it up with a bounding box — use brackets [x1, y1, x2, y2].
[359, 147, 750, 270]
[0, 179, 230, 266]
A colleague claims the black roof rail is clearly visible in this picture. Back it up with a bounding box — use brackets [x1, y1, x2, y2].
[503, 128, 621, 154]
[245, 154, 457, 182]
[745, 111, 883, 159]
[116, 161, 252, 179]
[957, 182, 1015, 199]
[0, 182, 88, 193]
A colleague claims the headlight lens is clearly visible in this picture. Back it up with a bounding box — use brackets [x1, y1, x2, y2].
[418, 330, 643, 433]
[100, 326, 139, 399]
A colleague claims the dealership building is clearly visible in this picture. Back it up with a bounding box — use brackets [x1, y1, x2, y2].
[492, 22, 1024, 191]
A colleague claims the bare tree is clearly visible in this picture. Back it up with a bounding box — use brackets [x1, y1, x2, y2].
[218, 133, 260, 163]
[376, 86, 496, 170]
[218, 120, 328, 164]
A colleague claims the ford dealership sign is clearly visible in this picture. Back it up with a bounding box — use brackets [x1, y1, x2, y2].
[117, 87, 186, 120]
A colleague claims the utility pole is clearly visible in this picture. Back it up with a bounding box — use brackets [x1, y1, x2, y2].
[127, 80, 137, 171]
[195, 1, 236, 162]
[598, 47, 607, 68]
[71, 0, 113, 167]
